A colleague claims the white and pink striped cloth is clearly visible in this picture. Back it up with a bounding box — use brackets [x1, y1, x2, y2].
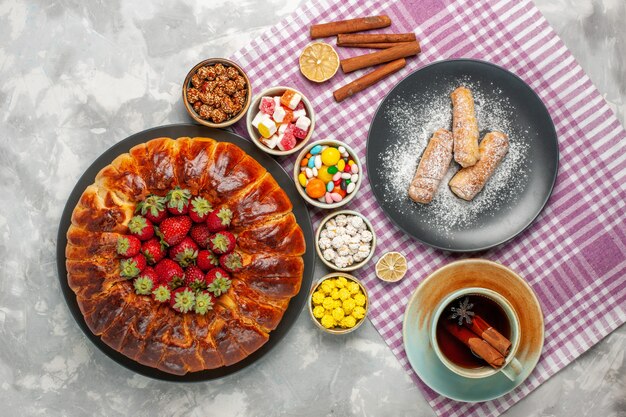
[231, 0, 626, 415]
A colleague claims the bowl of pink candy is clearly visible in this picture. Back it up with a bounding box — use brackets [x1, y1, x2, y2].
[246, 86, 315, 156]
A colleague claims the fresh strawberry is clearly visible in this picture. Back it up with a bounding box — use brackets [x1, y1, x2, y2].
[194, 291, 215, 315]
[170, 287, 196, 313]
[141, 237, 167, 265]
[208, 231, 236, 255]
[119, 253, 147, 278]
[220, 251, 243, 273]
[156, 215, 192, 246]
[135, 194, 168, 224]
[189, 223, 211, 248]
[154, 259, 184, 289]
[184, 265, 207, 291]
[197, 250, 219, 271]
[169, 236, 198, 267]
[206, 207, 233, 232]
[116, 235, 141, 257]
[128, 215, 154, 241]
[205, 267, 232, 296]
[133, 268, 155, 295]
[152, 284, 171, 303]
[165, 187, 191, 215]
[189, 196, 213, 223]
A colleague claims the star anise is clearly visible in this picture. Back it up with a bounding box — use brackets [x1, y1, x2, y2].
[449, 297, 475, 325]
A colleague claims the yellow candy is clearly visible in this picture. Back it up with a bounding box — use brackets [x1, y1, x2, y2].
[342, 298, 356, 314]
[317, 165, 333, 183]
[354, 293, 366, 306]
[321, 315, 336, 328]
[341, 315, 357, 328]
[338, 288, 350, 300]
[352, 306, 366, 319]
[347, 282, 360, 295]
[320, 280, 334, 294]
[258, 119, 276, 138]
[321, 147, 341, 166]
[332, 307, 345, 321]
[333, 299, 342, 309]
[312, 291, 325, 305]
[330, 288, 340, 300]
[298, 172, 307, 187]
[322, 297, 335, 310]
[313, 305, 325, 318]
[336, 276, 348, 288]
[337, 159, 346, 172]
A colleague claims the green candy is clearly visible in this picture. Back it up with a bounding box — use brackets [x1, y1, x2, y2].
[327, 166, 338, 174]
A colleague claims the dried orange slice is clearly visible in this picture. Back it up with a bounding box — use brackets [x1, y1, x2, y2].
[299, 42, 339, 83]
[375, 252, 408, 282]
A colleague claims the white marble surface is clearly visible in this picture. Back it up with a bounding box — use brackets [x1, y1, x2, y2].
[0, 0, 624, 416]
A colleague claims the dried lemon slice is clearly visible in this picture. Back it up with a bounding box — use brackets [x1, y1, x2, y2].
[375, 252, 408, 282]
[299, 42, 339, 83]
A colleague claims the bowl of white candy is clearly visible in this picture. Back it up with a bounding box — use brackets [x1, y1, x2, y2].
[315, 210, 376, 271]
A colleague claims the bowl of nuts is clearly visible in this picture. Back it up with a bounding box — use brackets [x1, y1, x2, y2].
[309, 272, 369, 334]
[183, 58, 251, 128]
[315, 210, 376, 271]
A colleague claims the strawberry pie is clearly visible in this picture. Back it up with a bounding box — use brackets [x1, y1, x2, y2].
[65, 137, 306, 375]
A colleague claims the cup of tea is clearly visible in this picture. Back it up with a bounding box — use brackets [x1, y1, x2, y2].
[429, 287, 523, 380]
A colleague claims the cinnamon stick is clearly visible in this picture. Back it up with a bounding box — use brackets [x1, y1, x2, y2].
[334, 59, 406, 102]
[444, 321, 505, 368]
[340, 41, 421, 73]
[466, 315, 511, 356]
[337, 33, 416, 45]
[310, 15, 392, 39]
[338, 41, 414, 49]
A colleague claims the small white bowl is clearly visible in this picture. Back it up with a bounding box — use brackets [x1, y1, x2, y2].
[246, 86, 315, 156]
[308, 272, 369, 335]
[315, 210, 377, 272]
[293, 139, 363, 209]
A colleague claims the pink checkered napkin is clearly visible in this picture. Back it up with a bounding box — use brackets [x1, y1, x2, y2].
[230, 0, 626, 416]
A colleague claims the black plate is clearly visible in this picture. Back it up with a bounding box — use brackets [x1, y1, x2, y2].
[367, 59, 559, 252]
[56, 124, 315, 381]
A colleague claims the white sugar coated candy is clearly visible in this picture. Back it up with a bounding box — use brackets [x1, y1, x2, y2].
[323, 249, 336, 261]
[336, 226, 347, 236]
[279, 123, 288, 134]
[296, 115, 311, 131]
[345, 225, 357, 236]
[334, 215, 348, 227]
[334, 256, 349, 269]
[349, 216, 364, 230]
[318, 237, 331, 250]
[251, 111, 264, 128]
[273, 96, 281, 107]
[273, 106, 287, 123]
[331, 236, 345, 249]
[360, 230, 373, 243]
[338, 245, 350, 257]
[320, 229, 329, 239]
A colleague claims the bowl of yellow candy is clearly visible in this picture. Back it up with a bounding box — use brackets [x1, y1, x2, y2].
[308, 272, 368, 334]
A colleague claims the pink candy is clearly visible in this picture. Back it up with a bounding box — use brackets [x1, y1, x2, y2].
[260, 97, 275, 115]
[293, 126, 308, 139]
